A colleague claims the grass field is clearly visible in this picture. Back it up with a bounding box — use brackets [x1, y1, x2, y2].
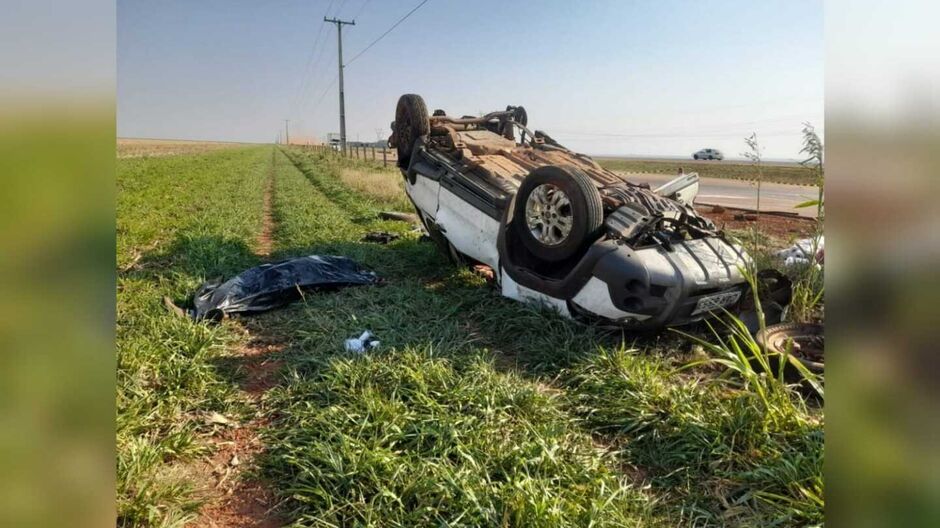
[595, 158, 817, 186]
[117, 144, 823, 527]
[117, 138, 256, 159]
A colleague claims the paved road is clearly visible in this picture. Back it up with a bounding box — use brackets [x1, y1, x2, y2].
[618, 172, 820, 218]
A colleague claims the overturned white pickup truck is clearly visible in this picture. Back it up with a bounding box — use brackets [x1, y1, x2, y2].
[390, 94, 749, 329]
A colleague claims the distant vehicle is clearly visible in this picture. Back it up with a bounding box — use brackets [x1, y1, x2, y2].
[693, 148, 723, 160]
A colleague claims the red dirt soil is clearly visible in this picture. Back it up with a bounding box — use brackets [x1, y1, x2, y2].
[190, 336, 286, 528]
[697, 204, 817, 241]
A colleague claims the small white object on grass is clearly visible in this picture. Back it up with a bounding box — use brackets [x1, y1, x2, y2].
[345, 330, 380, 353]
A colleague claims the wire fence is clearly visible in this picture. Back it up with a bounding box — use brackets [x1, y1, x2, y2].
[297, 143, 397, 168]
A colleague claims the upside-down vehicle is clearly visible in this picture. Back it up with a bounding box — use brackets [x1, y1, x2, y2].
[389, 94, 749, 329]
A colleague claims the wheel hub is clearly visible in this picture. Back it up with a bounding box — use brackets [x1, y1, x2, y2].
[525, 183, 572, 246]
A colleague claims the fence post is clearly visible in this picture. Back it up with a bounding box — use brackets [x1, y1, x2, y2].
[382, 148, 387, 167]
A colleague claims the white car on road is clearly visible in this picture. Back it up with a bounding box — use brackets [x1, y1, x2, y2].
[693, 148, 724, 160]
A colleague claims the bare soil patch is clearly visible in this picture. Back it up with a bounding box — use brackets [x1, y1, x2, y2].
[698, 204, 817, 242]
[255, 157, 277, 257]
[189, 335, 286, 528]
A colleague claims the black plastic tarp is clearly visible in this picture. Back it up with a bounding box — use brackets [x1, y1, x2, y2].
[190, 255, 379, 320]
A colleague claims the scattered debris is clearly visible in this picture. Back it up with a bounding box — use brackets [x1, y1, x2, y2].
[187, 255, 380, 320]
[362, 231, 401, 244]
[710, 205, 726, 214]
[344, 330, 380, 353]
[777, 236, 824, 268]
[379, 211, 419, 223]
[733, 213, 758, 221]
[163, 296, 187, 318]
[206, 412, 237, 427]
[121, 251, 143, 273]
[472, 264, 496, 282]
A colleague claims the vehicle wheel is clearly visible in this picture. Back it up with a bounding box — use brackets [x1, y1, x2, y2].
[755, 322, 824, 374]
[394, 94, 429, 168]
[693, 155, 700, 160]
[512, 166, 603, 262]
[509, 105, 527, 126]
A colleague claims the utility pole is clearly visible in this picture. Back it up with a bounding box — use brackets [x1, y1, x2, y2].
[324, 16, 355, 152]
[284, 119, 290, 145]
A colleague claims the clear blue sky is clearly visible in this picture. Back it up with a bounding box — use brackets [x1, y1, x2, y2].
[117, 0, 823, 159]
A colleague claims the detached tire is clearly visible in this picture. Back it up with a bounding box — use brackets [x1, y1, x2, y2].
[512, 166, 603, 262]
[755, 323, 824, 374]
[394, 94, 429, 168]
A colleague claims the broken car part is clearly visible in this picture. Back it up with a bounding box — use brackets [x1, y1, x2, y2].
[378, 211, 420, 223]
[362, 231, 400, 244]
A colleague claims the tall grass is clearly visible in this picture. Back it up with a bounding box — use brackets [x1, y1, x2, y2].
[338, 167, 412, 210]
[564, 343, 823, 526]
[788, 122, 826, 323]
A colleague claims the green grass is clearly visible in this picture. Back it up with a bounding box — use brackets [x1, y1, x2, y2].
[117, 144, 823, 526]
[117, 146, 270, 526]
[263, 350, 658, 527]
[595, 158, 817, 186]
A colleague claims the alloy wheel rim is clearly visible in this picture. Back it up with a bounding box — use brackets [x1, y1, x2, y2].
[525, 183, 573, 246]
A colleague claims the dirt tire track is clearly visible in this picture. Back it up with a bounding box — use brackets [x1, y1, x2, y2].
[255, 151, 277, 257]
[192, 148, 285, 527]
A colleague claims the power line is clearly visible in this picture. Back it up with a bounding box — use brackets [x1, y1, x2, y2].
[294, 0, 355, 117]
[344, 0, 430, 66]
[312, 75, 339, 111]
[331, 0, 351, 17]
[352, 0, 373, 20]
[291, 0, 337, 114]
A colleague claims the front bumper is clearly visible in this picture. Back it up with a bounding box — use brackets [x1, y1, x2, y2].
[572, 237, 749, 327]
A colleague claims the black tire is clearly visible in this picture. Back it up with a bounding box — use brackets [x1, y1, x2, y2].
[509, 105, 527, 126]
[755, 323, 824, 374]
[512, 166, 603, 262]
[394, 94, 429, 168]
